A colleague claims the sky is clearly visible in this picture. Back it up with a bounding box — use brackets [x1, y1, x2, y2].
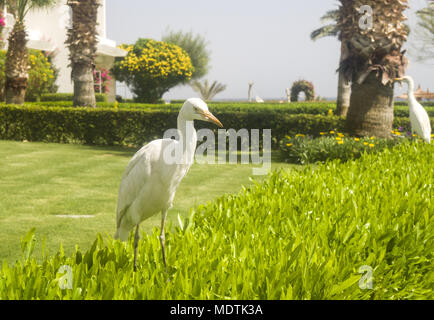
[106, 0, 434, 101]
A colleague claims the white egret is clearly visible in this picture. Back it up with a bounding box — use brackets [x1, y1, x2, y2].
[114, 98, 223, 272]
[394, 76, 431, 143]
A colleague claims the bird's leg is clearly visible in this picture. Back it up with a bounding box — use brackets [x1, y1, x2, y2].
[133, 224, 140, 272]
[160, 210, 168, 274]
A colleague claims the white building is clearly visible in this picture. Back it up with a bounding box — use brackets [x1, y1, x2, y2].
[2, 0, 126, 102]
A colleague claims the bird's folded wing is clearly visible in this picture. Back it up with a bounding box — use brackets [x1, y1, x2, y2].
[115, 139, 176, 227]
[116, 144, 154, 227]
[415, 107, 432, 137]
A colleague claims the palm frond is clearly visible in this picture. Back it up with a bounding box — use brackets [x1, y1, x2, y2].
[310, 24, 339, 41]
[191, 80, 226, 101]
[4, 0, 57, 21]
[320, 9, 339, 24]
[311, 8, 340, 41]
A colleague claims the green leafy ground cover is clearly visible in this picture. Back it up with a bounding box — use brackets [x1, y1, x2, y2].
[1, 142, 432, 299]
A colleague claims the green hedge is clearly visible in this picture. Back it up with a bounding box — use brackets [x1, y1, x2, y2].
[395, 100, 434, 107]
[22, 101, 434, 118]
[25, 101, 337, 114]
[0, 105, 344, 147]
[1, 105, 432, 148]
[40, 93, 108, 103]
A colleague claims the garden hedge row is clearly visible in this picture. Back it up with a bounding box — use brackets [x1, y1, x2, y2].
[1, 105, 431, 148]
[40, 93, 108, 103]
[16, 101, 434, 118]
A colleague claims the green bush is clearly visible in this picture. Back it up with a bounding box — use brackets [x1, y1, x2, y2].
[395, 101, 434, 107]
[112, 39, 194, 103]
[280, 132, 405, 164]
[394, 105, 434, 117]
[23, 100, 434, 118]
[0, 104, 346, 147]
[40, 93, 107, 103]
[1, 142, 432, 299]
[1, 104, 433, 148]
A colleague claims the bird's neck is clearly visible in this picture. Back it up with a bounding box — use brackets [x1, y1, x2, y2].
[177, 116, 197, 163]
[407, 80, 415, 102]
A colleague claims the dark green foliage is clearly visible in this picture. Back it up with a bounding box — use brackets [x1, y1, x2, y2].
[394, 101, 434, 107]
[0, 104, 344, 147]
[20, 100, 434, 117]
[290, 80, 316, 101]
[280, 134, 405, 164]
[1, 103, 433, 148]
[40, 93, 107, 102]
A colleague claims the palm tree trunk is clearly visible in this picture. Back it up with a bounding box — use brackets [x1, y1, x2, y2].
[71, 62, 96, 107]
[345, 72, 394, 138]
[66, 0, 99, 108]
[5, 20, 28, 105]
[335, 42, 351, 117]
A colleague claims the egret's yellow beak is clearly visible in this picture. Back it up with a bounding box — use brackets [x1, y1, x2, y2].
[200, 110, 223, 128]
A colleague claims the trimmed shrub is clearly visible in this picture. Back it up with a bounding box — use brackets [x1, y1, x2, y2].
[0, 105, 345, 147]
[112, 39, 194, 103]
[22, 100, 434, 118]
[0, 104, 432, 148]
[395, 101, 434, 107]
[280, 133, 405, 164]
[40, 93, 107, 102]
[290, 80, 315, 101]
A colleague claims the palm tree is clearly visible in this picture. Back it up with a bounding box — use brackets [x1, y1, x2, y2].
[412, 2, 433, 63]
[65, 0, 100, 107]
[2, 0, 56, 104]
[338, 0, 409, 138]
[311, 9, 351, 117]
[191, 80, 226, 101]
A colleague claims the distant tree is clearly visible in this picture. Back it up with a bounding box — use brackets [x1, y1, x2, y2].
[311, 9, 351, 116]
[112, 38, 194, 103]
[412, 2, 434, 63]
[191, 80, 226, 101]
[162, 29, 210, 80]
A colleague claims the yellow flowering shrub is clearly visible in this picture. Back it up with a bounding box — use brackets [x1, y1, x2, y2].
[0, 49, 56, 101]
[112, 38, 194, 103]
[280, 131, 404, 164]
[27, 50, 56, 101]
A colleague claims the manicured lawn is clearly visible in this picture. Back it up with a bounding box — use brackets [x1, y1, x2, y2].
[0, 140, 294, 263]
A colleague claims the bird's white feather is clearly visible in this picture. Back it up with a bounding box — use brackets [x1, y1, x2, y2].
[114, 98, 219, 242]
[399, 76, 431, 144]
[115, 139, 192, 239]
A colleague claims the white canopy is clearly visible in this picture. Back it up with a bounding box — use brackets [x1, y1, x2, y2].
[97, 43, 127, 57]
[28, 39, 56, 52]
